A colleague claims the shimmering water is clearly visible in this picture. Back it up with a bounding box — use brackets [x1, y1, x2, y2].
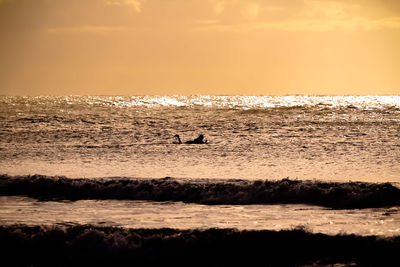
[1, 197, 399, 236]
[1, 95, 399, 181]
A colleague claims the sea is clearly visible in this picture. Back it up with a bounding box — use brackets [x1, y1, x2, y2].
[1, 95, 400, 266]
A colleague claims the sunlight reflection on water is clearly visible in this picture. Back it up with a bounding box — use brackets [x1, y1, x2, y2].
[1, 196, 399, 236]
[0, 95, 399, 181]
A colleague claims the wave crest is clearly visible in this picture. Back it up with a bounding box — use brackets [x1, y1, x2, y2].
[1, 175, 400, 208]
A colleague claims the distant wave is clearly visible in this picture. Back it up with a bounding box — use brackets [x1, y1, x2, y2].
[2, 95, 400, 110]
[1, 175, 400, 209]
[1, 224, 399, 267]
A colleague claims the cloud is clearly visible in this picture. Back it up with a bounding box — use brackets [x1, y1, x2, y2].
[106, 0, 144, 12]
[197, 0, 400, 32]
[243, 3, 259, 19]
[211, 0, 225, 14]
[263, 16, 400, 32]
[2, 0, 399, 34]
[303, 0, 350, 19]
[371, 16, 400, 30]
[47, 25, 131, 34]
[195, 16, 400, 32]
[210, 0, 259, 19]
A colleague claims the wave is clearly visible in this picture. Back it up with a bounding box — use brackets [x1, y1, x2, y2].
[0, 224, 399, 267]
[1, 175, 400, 209]
[2, 95, 400, 110]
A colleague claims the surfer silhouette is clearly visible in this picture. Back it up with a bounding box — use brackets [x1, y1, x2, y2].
[174, 134, 208, 144]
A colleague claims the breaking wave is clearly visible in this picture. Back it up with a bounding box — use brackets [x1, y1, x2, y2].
[1, 224, 399, 267]
[1, 175, 400, 209]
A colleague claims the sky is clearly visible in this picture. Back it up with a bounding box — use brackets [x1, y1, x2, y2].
[0, 0, 399, 95]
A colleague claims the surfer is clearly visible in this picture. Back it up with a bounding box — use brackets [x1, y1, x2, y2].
[174, 134, 183, 144]
[174, 134, 208, 144]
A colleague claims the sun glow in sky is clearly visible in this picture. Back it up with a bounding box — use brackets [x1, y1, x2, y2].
[0, 0, 399, 95]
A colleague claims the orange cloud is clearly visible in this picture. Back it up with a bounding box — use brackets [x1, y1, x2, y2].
[106, 0, 144, 12]
[195, 0, 400, 32]
[47, 25, 132, 34]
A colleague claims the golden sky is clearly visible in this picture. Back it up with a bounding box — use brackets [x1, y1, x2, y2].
[0, 0, 399, 95]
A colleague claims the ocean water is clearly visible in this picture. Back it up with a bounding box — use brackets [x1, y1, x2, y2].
[1, 95, 399, 181]
[1, 196, 399, 236]
[1, 95, 400, 238]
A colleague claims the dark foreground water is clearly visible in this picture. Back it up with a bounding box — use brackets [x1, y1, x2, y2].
[1, 225, 400, 267]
